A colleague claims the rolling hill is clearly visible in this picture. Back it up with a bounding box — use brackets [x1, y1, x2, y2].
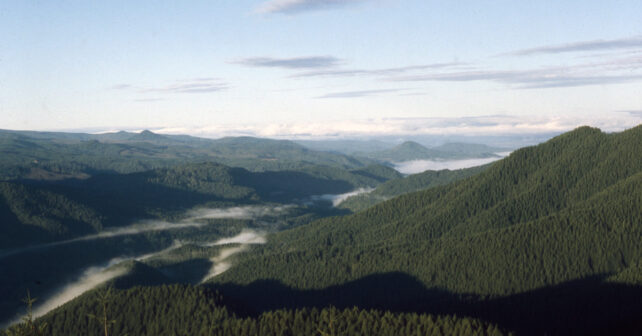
[339, 164, 491, 212]
[0, 129, 376, 180]
[359, 141, 503, 162]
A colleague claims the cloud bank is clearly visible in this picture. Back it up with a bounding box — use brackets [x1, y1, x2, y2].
[308, 187, 374, 206]
[152, 114, 642, 139]
[0, 206, 286, 260]
[199, 230, 267, 283]
[393, 152, 511, 175]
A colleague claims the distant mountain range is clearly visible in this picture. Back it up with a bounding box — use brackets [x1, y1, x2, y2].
[3, 126, 638, 335]
[0, 129, 377, 180]
[358, 141, 505, 162]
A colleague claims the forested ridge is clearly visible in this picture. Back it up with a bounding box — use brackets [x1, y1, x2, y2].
[211, 125, 642, 334]
[0, 130, 376, 180]
[3, 285, 509, 336]
[2, 126, 641, 335]
[0, 162, 398, 250]
[340, 164, 489, 212]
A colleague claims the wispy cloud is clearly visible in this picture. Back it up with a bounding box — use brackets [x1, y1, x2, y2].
[292, 62, 466, 78]
[150, 114, 642, 139]
[143, 78, 228, 93]
[110, 78, 229, 95]
[388, 54, 642, 89]
[508, 35, 642, 56]
[390, 69, 642, 89]
[316, 88, 403, 98]
[134, 98, 164, 102]
[256, 0, 366, 14]
[619, 110, 642, 116]
[109, 84, 132, 90]
[233, 56, 341, 69]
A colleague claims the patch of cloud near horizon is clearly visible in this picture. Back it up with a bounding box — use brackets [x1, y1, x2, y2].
[143, 78, 228, 94]
[291, 62, 467, 78]
[316, 89, 403, 98]
[151, 114, 642, 139]
[234, 56, 341, 69]
[257, 0, 366, 14]
[110, 78, 228, 95]
[508, 35, 642, 56]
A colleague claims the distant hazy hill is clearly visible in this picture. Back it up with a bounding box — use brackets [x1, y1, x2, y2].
[214, 125, 642, 334]
[0, 129, 375, 180]
[295, 139, 396, 155]
[358, 141, 502, 162]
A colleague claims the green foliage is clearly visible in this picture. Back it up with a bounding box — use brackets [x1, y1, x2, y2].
[3, 291, 47, 336]
[340, 164, 489, 212]
[218, 126, 642, 294]
[358, 141, 502, 162]
[31, 285, 507, 336]
[0, 130, 375, 180]
[0, 161, 397, 250]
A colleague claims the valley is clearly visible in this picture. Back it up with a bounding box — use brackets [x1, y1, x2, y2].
[0, 126, 640, 335]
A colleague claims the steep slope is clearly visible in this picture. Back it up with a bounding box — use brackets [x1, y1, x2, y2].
[340, 164, 490, 212]
[214, 125, 642, 334]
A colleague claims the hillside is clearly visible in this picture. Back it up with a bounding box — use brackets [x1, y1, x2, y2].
[0, 129, 374, 180]
[213, 125, 642, 335]
[5, 285, 508, 336]
[339, 164, 490, 212]
[0, 162, 398, 250]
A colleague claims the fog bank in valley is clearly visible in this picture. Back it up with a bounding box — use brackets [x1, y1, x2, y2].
[0, 205, 284, 329]
[308, 188, 375, 207]
[0, 206, 287, 260]
[393, 152, 511, 174]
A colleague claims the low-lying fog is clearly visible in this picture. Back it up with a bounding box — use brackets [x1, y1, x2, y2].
[307, 188, 374, 207]
[393, 152, 511, 174]
[0, 206, 283, 260]
[0, 206, 277, 329]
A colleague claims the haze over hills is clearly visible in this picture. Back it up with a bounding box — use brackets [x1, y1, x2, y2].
[1, 125, 641, 336]
[4, 0, 642, 334]
[0, 129, 381, 180]
[357, 141, 504, 162]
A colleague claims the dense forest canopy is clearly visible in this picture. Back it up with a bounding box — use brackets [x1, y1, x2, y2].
[1, 126, 641, 335]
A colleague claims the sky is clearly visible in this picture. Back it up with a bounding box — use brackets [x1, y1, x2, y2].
[1, 0, 641, 138]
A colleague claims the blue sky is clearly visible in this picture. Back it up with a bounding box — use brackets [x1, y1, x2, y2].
[1, 0, 641, 138]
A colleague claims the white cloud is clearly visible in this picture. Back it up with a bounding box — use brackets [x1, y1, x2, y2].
[508, 35, 642, 56]
[393, 153, 510, 175]
[151, 114, 642, 139]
